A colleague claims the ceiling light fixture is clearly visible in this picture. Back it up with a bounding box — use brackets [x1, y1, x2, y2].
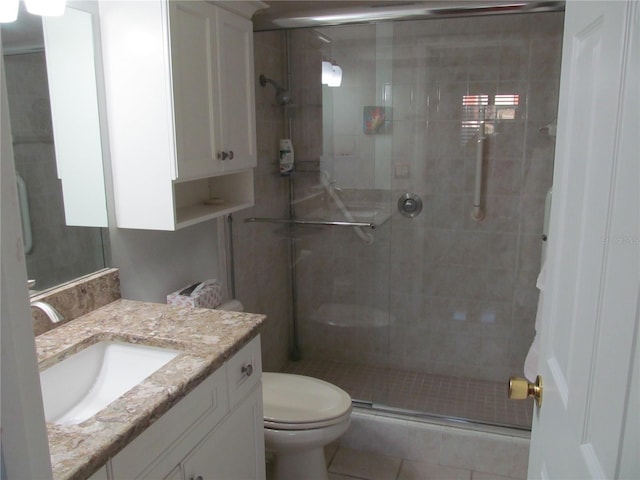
[1, 0, 67, 23]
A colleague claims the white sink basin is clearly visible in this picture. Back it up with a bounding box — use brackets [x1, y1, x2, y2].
[40, 341, 180, 425]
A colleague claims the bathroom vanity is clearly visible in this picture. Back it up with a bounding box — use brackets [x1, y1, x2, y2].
[35, 300, 266, 480]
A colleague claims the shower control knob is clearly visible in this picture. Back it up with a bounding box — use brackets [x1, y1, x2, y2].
[405, 199, 418, 211]
[398, 193, 423, 218]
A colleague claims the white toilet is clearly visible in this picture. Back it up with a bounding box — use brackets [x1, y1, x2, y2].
[263, 372, 352, 480]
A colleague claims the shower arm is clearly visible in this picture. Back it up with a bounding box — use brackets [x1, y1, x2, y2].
[260, 75, 281, 92]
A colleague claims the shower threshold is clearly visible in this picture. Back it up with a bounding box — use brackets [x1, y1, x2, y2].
[283, 358, 533, 431]
[353, 401, 532, 434]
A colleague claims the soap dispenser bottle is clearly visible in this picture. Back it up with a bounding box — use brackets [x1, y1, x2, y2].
[279, 139, 294, 175]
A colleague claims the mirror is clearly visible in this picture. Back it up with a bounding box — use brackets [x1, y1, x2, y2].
[1, 2, 110, 292]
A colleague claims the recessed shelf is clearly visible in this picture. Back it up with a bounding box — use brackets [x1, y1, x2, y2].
[176, 201, 254, 229]
[173, 170, 254, 229]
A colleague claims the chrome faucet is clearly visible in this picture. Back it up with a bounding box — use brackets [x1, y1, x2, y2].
[31, 301, 64, 324]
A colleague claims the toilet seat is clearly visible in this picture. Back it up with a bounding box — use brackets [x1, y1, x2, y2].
[263, 373, 352, 431]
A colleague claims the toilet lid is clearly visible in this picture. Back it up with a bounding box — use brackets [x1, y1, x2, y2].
[263, 373, 352, 426]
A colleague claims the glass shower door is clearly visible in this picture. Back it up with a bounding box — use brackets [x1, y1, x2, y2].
[286, 9, 563, 429]
[284, 25, 394, 407]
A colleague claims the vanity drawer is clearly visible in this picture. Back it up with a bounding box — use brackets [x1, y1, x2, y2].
[111, 366, 229, 479]
[226, 335, 262, 407]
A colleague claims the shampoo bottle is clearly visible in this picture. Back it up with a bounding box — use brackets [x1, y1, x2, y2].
[279, 139, 294, 175]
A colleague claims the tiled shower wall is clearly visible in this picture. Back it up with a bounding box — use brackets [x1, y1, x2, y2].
[4, 52, 106, 291]
[292, 12, 563, 383]
[233, 31, 292, 372]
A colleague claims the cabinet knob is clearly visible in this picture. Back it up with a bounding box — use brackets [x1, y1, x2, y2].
[217, 150, 234, 161]
[192, 476, 204, 480]
[242, 363, 253, 377]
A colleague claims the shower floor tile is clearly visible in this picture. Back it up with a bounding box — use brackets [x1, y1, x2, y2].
[282, 359, 532, 429]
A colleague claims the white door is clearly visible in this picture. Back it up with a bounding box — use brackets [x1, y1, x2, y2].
[528, 1, 639, 479]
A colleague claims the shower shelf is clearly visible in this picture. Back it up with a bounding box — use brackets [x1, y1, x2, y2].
[244, 217, 376, 229]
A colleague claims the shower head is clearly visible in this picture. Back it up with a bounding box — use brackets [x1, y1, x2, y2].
[259, 74, 292, 106]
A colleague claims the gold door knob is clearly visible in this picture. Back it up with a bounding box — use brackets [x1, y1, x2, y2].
[508, 375, 543, 408]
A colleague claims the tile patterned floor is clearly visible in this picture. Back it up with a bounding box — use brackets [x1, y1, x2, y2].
[282, 358, 532, 429]
[325, 447, 524, 480]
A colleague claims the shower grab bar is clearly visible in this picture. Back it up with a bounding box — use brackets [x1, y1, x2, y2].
[244, 217, 376, 229]
[319, 173, 374, 245]
[471, 109, 486, 221]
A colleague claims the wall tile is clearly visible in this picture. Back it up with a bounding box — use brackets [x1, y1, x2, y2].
[232, 31, 292, 372]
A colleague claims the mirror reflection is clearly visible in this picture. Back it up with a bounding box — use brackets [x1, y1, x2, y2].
[1, 4, 109, 292]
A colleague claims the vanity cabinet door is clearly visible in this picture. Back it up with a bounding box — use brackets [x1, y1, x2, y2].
[182, 384, 266, 480]
[87, 465, 109, 480]
[163, 465, 182, 480]
[109, 368, 229, 480]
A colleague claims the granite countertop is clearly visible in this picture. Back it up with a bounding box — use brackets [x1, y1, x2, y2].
[35, 299, 266, 480]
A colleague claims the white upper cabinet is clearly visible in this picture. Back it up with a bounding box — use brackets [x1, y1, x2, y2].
[99, 0, 261, 230]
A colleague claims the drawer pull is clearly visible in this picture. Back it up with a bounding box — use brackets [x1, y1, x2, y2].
[241, 363, 253, 377]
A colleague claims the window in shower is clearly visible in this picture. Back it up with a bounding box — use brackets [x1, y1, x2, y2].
[462, 94, 520, 142]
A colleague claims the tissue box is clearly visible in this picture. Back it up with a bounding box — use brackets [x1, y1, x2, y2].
[167, 280, 224, 309]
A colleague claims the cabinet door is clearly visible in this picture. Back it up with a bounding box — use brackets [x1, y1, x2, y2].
[170, 2, 223, 180]
[182, 385, 266, 480]
[87, 465, 108, 480]
[215, 8, 257, 172]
